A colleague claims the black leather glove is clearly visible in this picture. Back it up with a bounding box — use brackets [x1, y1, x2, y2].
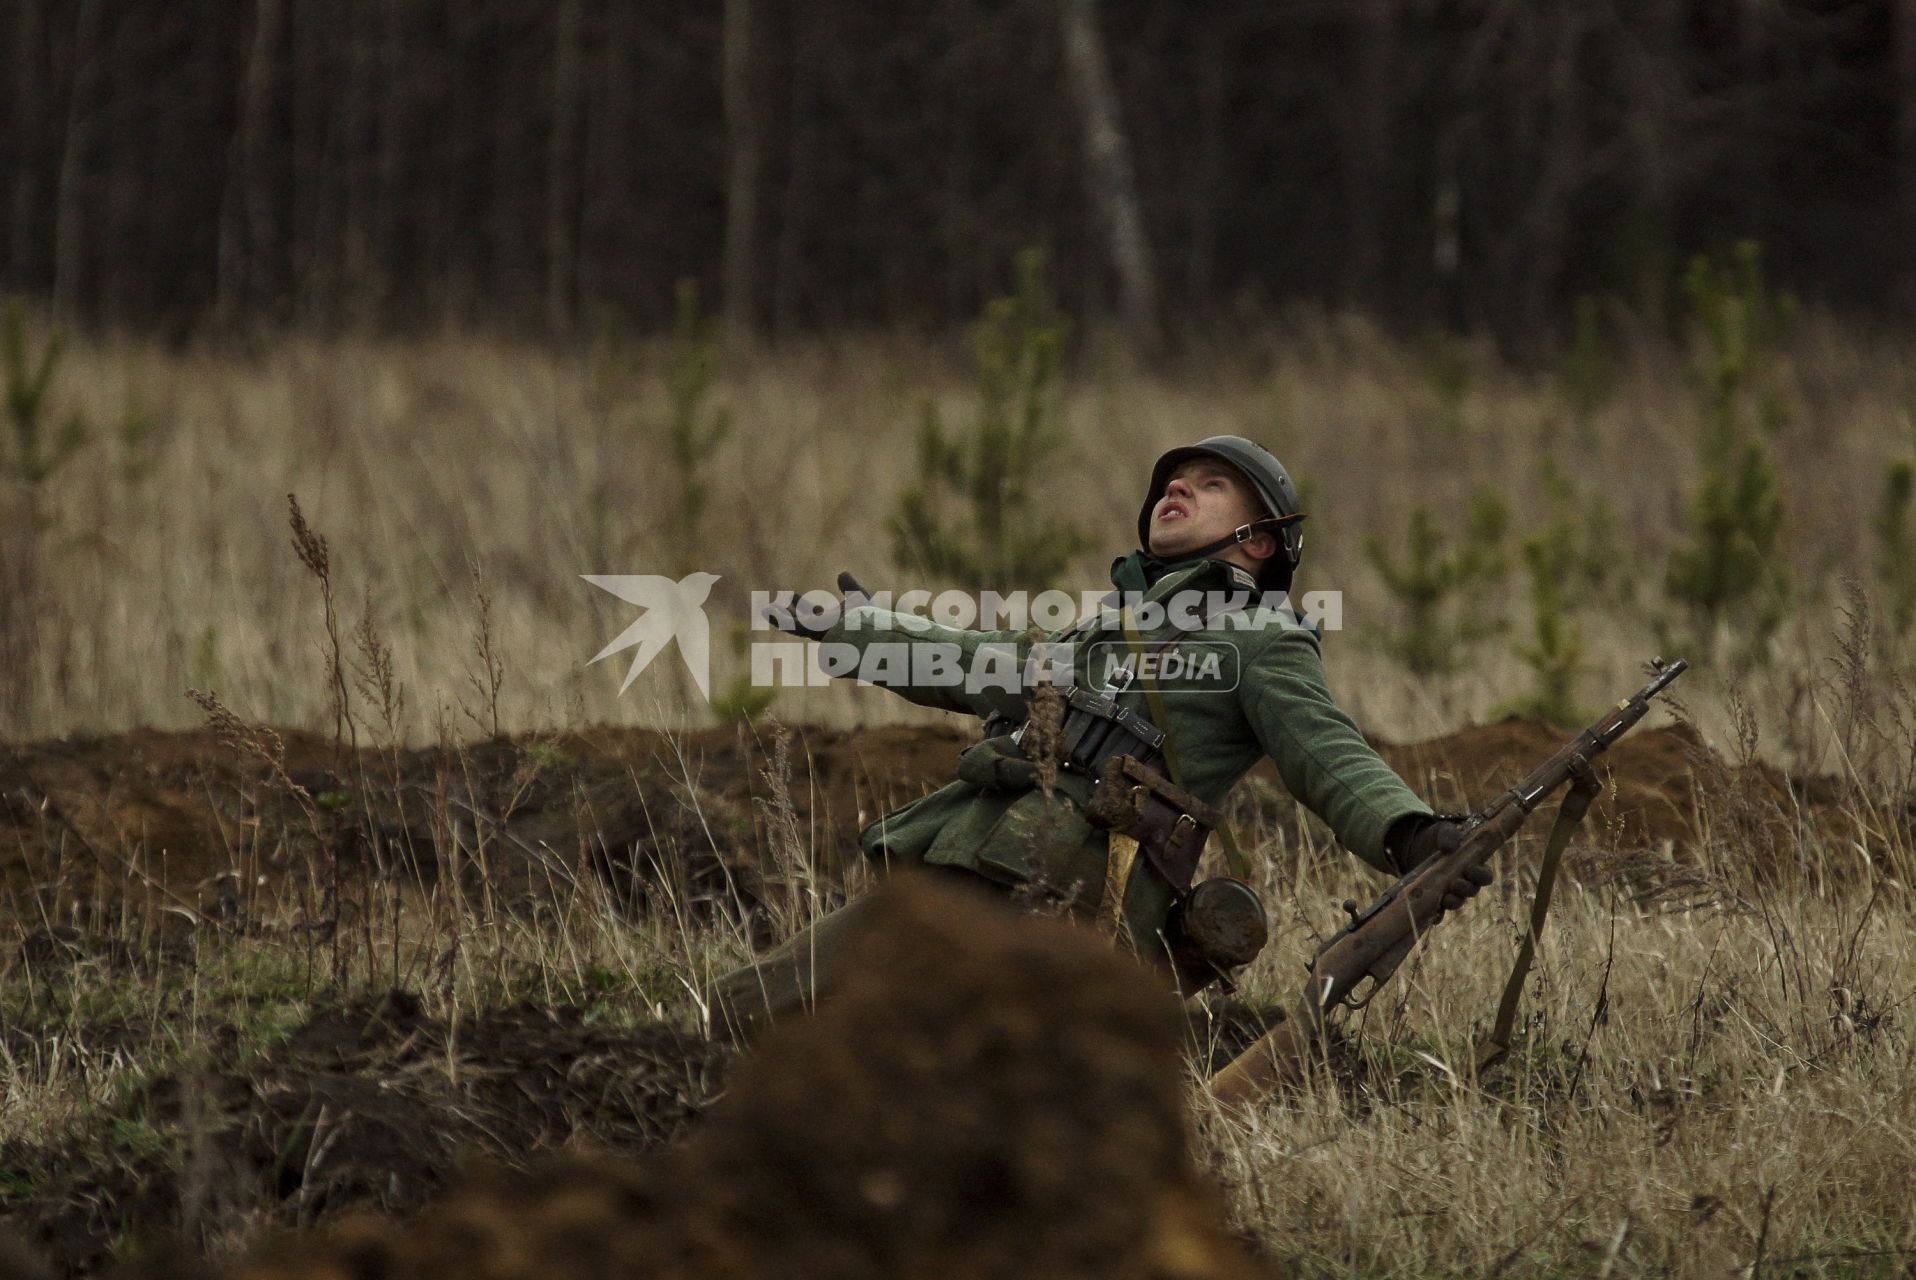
[761, 572, 871, 639]
[1387, 814, 1494, 912]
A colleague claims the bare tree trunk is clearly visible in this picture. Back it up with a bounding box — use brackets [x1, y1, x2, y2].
[721, 0, 760, 345]
[1341, 0, 1395, 309]
[1736, 0, 1768, 234]
[1521, 10, 1586, 344]
[489, 2, 519, 308]
[340, 0, 374, 306]
[1625, 0, 1682, 316]
[1899, 0, 1916, 257]
[577, 1, 630, 316]
[52, 0, 105, 321]
[772, 5, 817, 340]
[1431, 125, 1464, 330]
[1184, 15, 1229, 308]
[218, 0, 284, 318]
[439, 0, 484, 318]
[374, 0, 406, 312]
[290, 0, 321, 320]
[11, 0, 45, 286]
[1057, 0, 1158, 351]
[546, 0, 581, 335]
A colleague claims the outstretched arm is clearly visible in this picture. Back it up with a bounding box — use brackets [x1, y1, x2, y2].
[765, 574, 1034, 721]
[1236, 629, 1431, 872]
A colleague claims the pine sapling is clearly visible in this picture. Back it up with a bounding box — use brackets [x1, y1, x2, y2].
[710, 623, 777, 724]
[891, 250, 1091, 591]
[1502, 534, 1586, 728]
[1418, 329, 1473, 435]
[1364, 491, 1509, 676]
[664, 281, 732, 568]
[1539, 454, 1621, 598]
[1664, 412, 1787, 647]
[1558, 295, 1613, 437]
[1664, 241, 1793, 655]
[2, 299, 89, 489]
[1875, 459, 1916, 642]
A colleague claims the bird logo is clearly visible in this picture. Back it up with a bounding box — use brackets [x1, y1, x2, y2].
[582, 571, 722, 700]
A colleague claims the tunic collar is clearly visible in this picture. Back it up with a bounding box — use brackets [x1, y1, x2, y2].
[1106, 550, 1257, 604]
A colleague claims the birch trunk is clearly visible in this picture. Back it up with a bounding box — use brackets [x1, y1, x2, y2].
[11, 0, 45, 285]
[1340, 0, 1395, 308]
[217, 0, 283, 316]
[722, 0, 760, 345]
[546, 0, 581, 334]
[53, 0, 105, 320]
[1057, 0, 1158, 350]
[1899, 0, 1916, 235]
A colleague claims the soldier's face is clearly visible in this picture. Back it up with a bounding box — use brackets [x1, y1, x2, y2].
[1146, 460, 1273, 564]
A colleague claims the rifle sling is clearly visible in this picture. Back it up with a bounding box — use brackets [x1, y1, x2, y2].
[1475, 759, 1602, 1070]
[1116, 612, 1255, 881]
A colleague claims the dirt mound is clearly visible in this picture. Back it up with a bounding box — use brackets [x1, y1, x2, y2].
[2, 992, 727, 1276]
[649, 880, 1260, 1280]
[1378, 718, 1706, 849]
[3, 715, 1890, 933]
[91, 882, 1266, 1280]
[1374, 716, 1901, 888]
[0, 722, 970, 930]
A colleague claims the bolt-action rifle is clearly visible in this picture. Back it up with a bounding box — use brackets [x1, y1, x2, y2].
[1209, 658, 1688, 1107]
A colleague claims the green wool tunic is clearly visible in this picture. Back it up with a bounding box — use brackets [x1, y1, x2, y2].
[714, 554, 1433, 1037]
[820, 556, 1430, 924]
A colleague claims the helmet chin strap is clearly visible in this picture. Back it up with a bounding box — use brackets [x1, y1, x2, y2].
[1177, 512, 1306, 563]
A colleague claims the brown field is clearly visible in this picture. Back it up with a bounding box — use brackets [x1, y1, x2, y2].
[3, 310, 1912, 746]
[3, 317, 1915, 1276]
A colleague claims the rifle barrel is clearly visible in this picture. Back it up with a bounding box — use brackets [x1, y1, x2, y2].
[1505, 660, 1688, 814]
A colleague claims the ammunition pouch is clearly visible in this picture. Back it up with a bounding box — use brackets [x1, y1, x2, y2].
[983, 682, 1271, 990]
[1003, 685, 1167, 777]
[988, 679, 1210, 894]
[1082, 755, 1218, 895]
[1082, 756, 1269, 991]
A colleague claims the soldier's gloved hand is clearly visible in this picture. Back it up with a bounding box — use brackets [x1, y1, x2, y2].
[1391, 815, 1494, 912]
[836, 571, 871, 609]
[760, 572, 871, 639]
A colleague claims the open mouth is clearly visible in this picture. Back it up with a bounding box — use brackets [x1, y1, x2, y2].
[1156, 498, 1190, 522]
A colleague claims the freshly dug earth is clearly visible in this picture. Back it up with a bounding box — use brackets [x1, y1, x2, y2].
[0, 715, 1873, 932]
[0, 721, 971, 929]
[2, 992, 726, 1276]
[1379, 714, 1887, 888]
[1382, 716, 1705, 846]
[98, 882, 1268, 1280]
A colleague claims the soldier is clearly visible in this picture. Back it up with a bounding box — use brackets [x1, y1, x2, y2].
[715, 435, 1488, 1040]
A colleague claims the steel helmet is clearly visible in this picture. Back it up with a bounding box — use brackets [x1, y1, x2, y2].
[1136, 436, 1306, 588]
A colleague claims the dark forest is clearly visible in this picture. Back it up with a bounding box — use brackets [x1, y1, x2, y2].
[3, 0, 1914, 345]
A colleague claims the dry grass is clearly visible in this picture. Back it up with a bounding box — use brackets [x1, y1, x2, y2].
[4, 313, 1916, 1276]
[4, 703, 1912, 1276]
[5, 310, 1914, 747]
[1201, 788, 1915, 1276]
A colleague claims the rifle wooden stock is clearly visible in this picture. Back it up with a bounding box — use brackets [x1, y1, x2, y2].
[1208, 659, 1686, 1109]
[1208, 803, 1530, 1105]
